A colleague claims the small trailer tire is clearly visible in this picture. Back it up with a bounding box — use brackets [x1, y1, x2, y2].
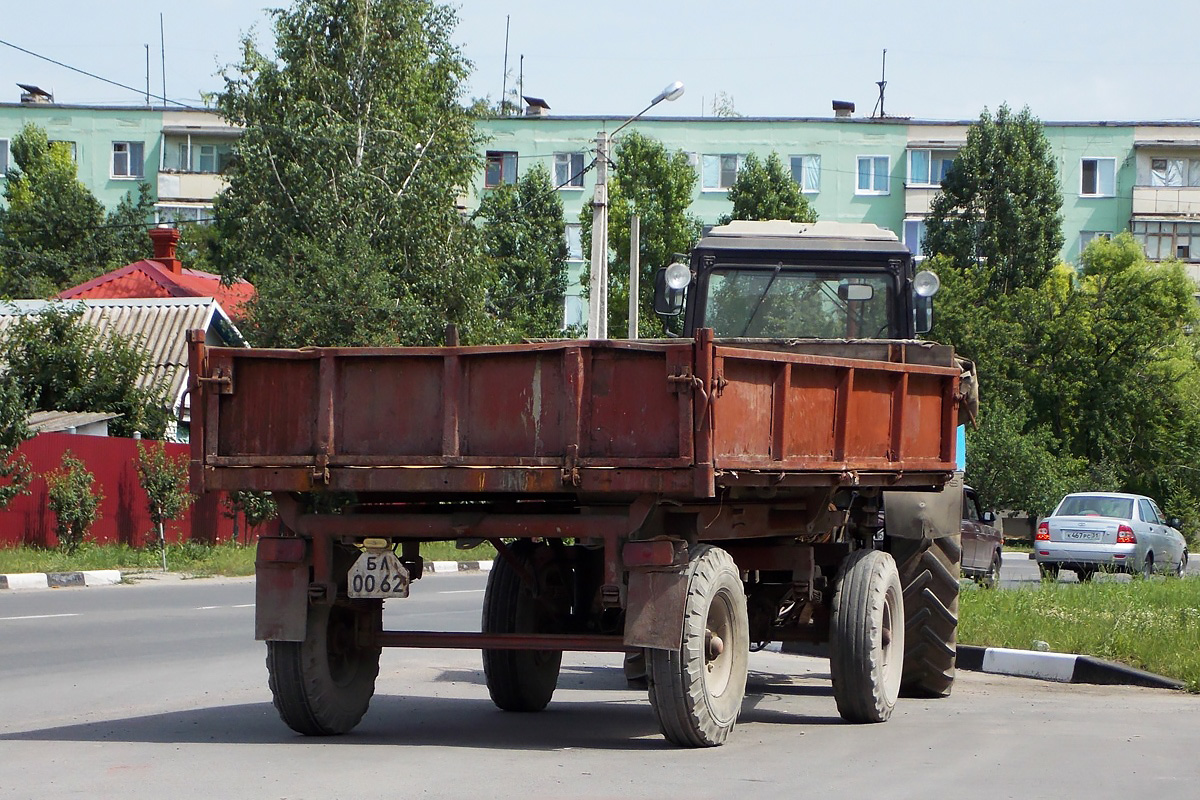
[889, 535, 961, 698]
[267, 600, 382, 736]
[647, 544, 749, 747]
[830, 549, 905, 724]
[482, 543, 566, 712]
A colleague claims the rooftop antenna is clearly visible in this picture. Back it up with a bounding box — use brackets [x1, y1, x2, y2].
[160, 13, 167, 109]
[145, 44, 150, 106]
[501, 15, 510, 115]
[872, 48, 887, 118]
[518, 54, 523, 111]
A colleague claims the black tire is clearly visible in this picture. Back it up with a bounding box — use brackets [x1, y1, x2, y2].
[977, 550, 1001, 590]
[830, 549, 905, 723]
[647, 545, 749, 747]
[1139, 553, 1155, 579]
[267, 600, 382, 736]
[1039, 563, 1060, 581]
[1173, 552, 1187, 578]
[481, 543, 567, 712]
[889, 535, 960, 698]
[1075, 566, 1096, 582]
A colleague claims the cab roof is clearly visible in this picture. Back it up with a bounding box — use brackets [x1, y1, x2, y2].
[697, 220, 911, 257]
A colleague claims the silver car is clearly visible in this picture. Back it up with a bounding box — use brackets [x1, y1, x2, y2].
[1035, 492, 1188, 581]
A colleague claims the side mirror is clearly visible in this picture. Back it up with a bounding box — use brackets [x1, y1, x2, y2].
[654, 262, 690, 317]
[1169, 517, 1181, 528]
[982, 511, 996, 524]
[914, 294, 933, 334]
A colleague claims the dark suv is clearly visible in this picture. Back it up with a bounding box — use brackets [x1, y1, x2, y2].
[961, 486, 1003, 588]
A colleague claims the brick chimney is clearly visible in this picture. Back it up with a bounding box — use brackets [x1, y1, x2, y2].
[148, 227, 182, 274]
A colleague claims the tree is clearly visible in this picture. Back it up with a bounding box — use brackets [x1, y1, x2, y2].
[711, 92, 742, 118]
[580, 131, 703, 337]
[0, 305, 171, 438]
[477, 162, 569, 339]
[214, 0, 500, 347]
[0, 124, 154, 298]
[45, 451, 102, 554]
[224, 490, 278, 544]
[924, 105, 1064, 294]
[717, 152, 816, 225]
[0, 375, 33, 510]
[136, 441, 195, 568]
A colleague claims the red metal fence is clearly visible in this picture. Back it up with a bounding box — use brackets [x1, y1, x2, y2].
[0, 432, 249, 548]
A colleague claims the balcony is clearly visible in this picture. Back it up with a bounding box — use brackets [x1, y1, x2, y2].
[904, 186, 940, 216]
[1131, 186, 1200, 218]
[158, 172, 227, 202]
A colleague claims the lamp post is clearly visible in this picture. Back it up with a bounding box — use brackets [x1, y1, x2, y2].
[586, 81, 685, 339]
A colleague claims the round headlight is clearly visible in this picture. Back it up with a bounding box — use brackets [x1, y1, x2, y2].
[665, 261, 691, 290]
[913, 269, 941, 298]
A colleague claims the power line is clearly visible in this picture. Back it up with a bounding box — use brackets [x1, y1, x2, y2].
[0, 36, 198, 110]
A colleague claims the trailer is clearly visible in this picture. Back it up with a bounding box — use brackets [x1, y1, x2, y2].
[188, 221, 972, 746]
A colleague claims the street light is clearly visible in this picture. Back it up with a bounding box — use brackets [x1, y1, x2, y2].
[587, 80, 685, 339]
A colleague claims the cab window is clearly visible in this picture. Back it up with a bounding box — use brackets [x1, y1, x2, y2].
[704, 268, 893, 338]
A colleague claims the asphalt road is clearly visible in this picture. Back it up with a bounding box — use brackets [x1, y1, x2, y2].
[2, 572, 1198, 799]
[997, 550, 1200, 587]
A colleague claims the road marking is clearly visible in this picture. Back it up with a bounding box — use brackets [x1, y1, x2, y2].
[195, 604, 255, 610]
[439, 589, 485, 595]
[0, 613, 80, 621]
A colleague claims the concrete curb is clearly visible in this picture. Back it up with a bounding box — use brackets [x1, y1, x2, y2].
[0, 561, 493, 589]
[956, 644, 1185, 690]
[0, 570, 122, 590]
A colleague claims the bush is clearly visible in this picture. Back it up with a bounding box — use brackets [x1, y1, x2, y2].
[45, 451, 102, 554]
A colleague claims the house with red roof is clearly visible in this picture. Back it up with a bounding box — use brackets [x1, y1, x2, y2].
[58, 227, 255, 320]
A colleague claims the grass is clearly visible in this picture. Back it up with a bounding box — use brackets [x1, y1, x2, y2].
[960, 577, 1200, 691]
[0, 539, 498, 578]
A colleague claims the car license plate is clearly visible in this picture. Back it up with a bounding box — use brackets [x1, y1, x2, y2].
[348, 551, 410, 598]
[1063, 530, 1102, 542]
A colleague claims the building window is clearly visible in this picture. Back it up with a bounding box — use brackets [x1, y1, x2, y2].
[1079, 231, 1112, 254]
[903, 218, 927, 258]
[554, 152, 585, 188]
[907, 149, 955, 187]
[701, 154, 744, 190]
[1149, 158, 1200, 188]
[789, 155, 821, 193]
[1080, 157, 1115, 197]
[857, 156, 890, 195]
[50, 140, 78, 161]
[0, 138, 8, 175]
[565, 223, 583, 260]
[1132, 220, 1200, 261]
[485, 151, 518, 187]
[155, 204, 213, 225]
[197, 144, 218, 173]
[112, 141, 145, 178]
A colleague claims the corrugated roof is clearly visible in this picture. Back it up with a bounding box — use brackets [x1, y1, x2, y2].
[0, 297, 246, 416]
[28, 410, 121, 433]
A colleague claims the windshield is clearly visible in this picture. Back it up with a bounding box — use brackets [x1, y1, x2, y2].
[1054, 495, 1134, 520]
[703, 267, 893, 338]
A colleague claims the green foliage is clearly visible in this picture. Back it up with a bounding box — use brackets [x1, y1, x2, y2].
[0, 375, 33, 509]
[476, 162, 569, 338]
[224, 490, 278, 543]
[924, 105, 1064, 293]
[45, 451, 102, 554]
[214, 0, 499, 347]
[0, 305, 171, 438]
[933, 234, 1200, 516]
[580, 131, 703, 337]
[177, 222, 219, 272]
[0, 124, 155, 297]
[135, 441, 195, 534]
[717, 152, 816, 226]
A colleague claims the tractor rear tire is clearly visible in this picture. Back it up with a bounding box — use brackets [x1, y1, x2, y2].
[888, 535, 960, 698]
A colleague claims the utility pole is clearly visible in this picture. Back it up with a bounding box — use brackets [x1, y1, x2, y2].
[628, 214, 640, 339]
[587, 131, 609, 339]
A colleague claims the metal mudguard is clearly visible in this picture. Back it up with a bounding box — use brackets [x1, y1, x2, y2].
[883, 472, 963, 540]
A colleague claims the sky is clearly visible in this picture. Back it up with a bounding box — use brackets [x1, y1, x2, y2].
[1, 0, 1198, 122]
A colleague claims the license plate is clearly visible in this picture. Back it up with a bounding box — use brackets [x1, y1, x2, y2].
[1063, 530, 1102, 542]
[348, 551, 410, 598]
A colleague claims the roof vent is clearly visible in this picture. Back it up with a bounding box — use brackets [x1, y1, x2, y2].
[17, 83, 53, 104]
[832, 99, 855, 118]
[523, 95, 551, 117]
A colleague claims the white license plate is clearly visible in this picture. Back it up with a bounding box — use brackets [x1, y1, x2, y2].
[1063, 530, 1102, 542]
[348, 551, 410, 598]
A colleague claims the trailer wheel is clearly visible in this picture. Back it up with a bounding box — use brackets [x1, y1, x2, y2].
[830, 549, 905, 723]
[889, 535, 961, 698]
[647, 545, 749, 747]
[267, 600, 382, 736]
[482, 542, 567, 712]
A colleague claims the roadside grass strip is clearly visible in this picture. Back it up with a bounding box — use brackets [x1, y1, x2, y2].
[960, 576, 1200, 691]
